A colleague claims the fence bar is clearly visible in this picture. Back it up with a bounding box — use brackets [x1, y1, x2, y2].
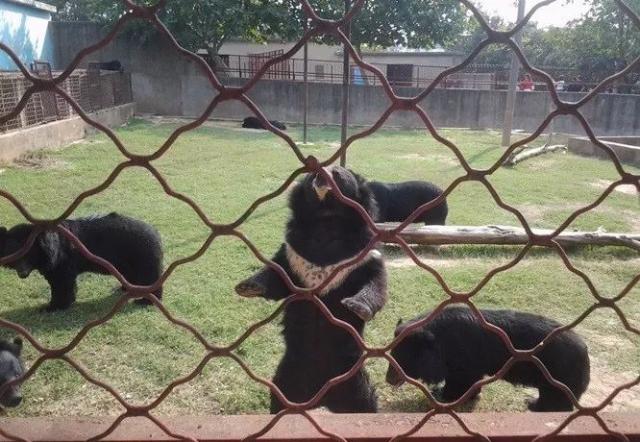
[1, 413, 638, 441]
[340, 0, 351, 166]
[501, 0, 526, 147]
[303, 19, 309, 144]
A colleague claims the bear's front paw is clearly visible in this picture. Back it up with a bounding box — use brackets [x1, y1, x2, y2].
[341, 298, 374, 321]
[235, 279, 266, 298]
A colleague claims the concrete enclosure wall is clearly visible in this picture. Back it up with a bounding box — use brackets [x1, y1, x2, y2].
[49, 22, 640, 136]
[0, 103, 135, 163]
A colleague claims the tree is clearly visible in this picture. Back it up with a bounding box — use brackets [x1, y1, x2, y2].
[51, 0, 299, 65]
[53, 0, 469, 58]
[289, 0, 469, 53]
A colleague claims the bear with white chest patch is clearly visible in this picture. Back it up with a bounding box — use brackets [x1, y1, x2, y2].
[235, 165, 387, 413]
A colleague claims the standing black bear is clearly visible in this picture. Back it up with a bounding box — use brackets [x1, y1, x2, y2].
[242, 116, 287, 131]
[0, 337, 24, 408]
[0, 213, 163, 312]
[369, 180, 448, 225]
[236, 166, 387, 413]
[386, 306, 590, 412]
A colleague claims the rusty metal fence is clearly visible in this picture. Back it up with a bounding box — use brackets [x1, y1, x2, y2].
[0, 0, 639, 441]
[0, 68, 132, 134]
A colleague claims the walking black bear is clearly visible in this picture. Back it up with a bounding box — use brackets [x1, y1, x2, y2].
[0, 213, 163, 311]
[387, 306, 590, 411]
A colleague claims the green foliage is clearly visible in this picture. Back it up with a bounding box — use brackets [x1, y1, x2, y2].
[52, 0, 467, 55]
[453, 0, 640, 82]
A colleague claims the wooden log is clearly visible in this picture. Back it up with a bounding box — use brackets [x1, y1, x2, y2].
[505, 144, 567, 166]
[376, 224, 640, 252]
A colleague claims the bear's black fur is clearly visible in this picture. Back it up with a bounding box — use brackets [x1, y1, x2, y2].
[386, 306, 590, 412]
[236, 166, 387, 413]
[242, 116, 287, 131]
[0, 213, 163, 312]
[0, 337, 24, 408]
[369, 180, 448, 225]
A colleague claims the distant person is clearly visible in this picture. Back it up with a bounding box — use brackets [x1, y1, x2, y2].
[518, 74, 535, 91]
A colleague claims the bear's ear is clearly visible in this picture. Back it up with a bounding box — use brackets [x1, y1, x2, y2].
[12, 337, 22, 356]
[37, 231, 61, 270]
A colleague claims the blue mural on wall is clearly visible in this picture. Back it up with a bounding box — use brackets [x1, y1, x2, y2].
[0, 0, 54, 70]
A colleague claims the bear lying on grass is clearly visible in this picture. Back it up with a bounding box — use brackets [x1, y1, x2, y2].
[369, 180, 448, 225]
[0, 337, 24, 408]
[236, 166, 387, 413]
[386, 305, 590, 411]
[0, 213, 163, 312]
[242, 116, 287, 131]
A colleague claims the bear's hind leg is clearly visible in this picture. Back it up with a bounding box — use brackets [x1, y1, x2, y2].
[44, 273, 77, 311]
[323, 368, 378, 413]
[270, 355, 313, 414]
[528, 386, 573, 412]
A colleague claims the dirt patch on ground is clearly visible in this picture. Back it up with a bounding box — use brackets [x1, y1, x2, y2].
[12, 153, 69, 170]
[581, 356, 640, 411]
[385, 255, 462, 269]
[592, 179, 638, 196]
[516, 202, 585, 224]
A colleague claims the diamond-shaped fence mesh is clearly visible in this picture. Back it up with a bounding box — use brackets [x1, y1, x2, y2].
[0, 0, 639, 440]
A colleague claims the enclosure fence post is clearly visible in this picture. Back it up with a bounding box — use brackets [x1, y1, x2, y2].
[340, 0, 351, 167]
[303, 19, 309, 144]
[501, 0, 526, 147]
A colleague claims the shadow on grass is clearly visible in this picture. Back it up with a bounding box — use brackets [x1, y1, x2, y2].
[0, 290, 150, 337]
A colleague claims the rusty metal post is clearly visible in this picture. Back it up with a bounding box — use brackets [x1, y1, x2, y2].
[340, 0, 351, 166]
[501, 0, 526, 147]
[303, 19, 309, 144]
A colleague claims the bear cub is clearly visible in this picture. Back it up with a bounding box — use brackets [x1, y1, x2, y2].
[386, 305, 590, 412]
[0, 337, 24, 408]
[236, 166, 387, 413]
[0, 213, 163, 311]
[369, 180, 448, 225]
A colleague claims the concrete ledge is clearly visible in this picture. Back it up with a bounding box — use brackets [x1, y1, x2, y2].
[568, 136, 640, 166]
[0, 103, 135, 164]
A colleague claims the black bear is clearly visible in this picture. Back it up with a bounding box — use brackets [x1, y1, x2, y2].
[242, 116, 287, 131]
[369, 180, 448, 225]
[236, 165, 387, 413]
[0, 337, 24, 408]
[386, 306, 590, 412]
[0, 213, 163, 312]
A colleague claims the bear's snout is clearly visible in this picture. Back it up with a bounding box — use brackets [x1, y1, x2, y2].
[0, 387, 22, 408]
[312, 173, 332, 201]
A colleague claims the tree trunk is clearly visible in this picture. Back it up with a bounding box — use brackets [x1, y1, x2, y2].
[207, 48, 230, 79]
[377, 224, 640, 252]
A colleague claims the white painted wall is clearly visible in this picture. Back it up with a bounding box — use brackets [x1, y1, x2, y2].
[0, 0, 53, 70]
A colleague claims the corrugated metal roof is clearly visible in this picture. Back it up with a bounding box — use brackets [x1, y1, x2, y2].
[1, 0, 57, 14]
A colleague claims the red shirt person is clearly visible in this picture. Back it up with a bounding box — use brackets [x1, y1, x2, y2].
[518, 74, 535, 91]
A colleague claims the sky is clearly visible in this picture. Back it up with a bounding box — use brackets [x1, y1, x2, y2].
[474, 0, 591, 28]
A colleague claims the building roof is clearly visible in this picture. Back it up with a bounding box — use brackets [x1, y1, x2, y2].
[1, 0, 57, 13]
[362, 50, 464, 57]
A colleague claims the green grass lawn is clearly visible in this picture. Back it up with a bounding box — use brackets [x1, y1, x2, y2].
[0, 119, 638, 417]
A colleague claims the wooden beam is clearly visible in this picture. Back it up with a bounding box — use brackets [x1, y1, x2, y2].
[377, 224, 640, 252]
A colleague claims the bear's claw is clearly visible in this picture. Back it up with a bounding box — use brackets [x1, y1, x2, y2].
[341, 297, 374, 321]
[235, 280, 266, 298]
